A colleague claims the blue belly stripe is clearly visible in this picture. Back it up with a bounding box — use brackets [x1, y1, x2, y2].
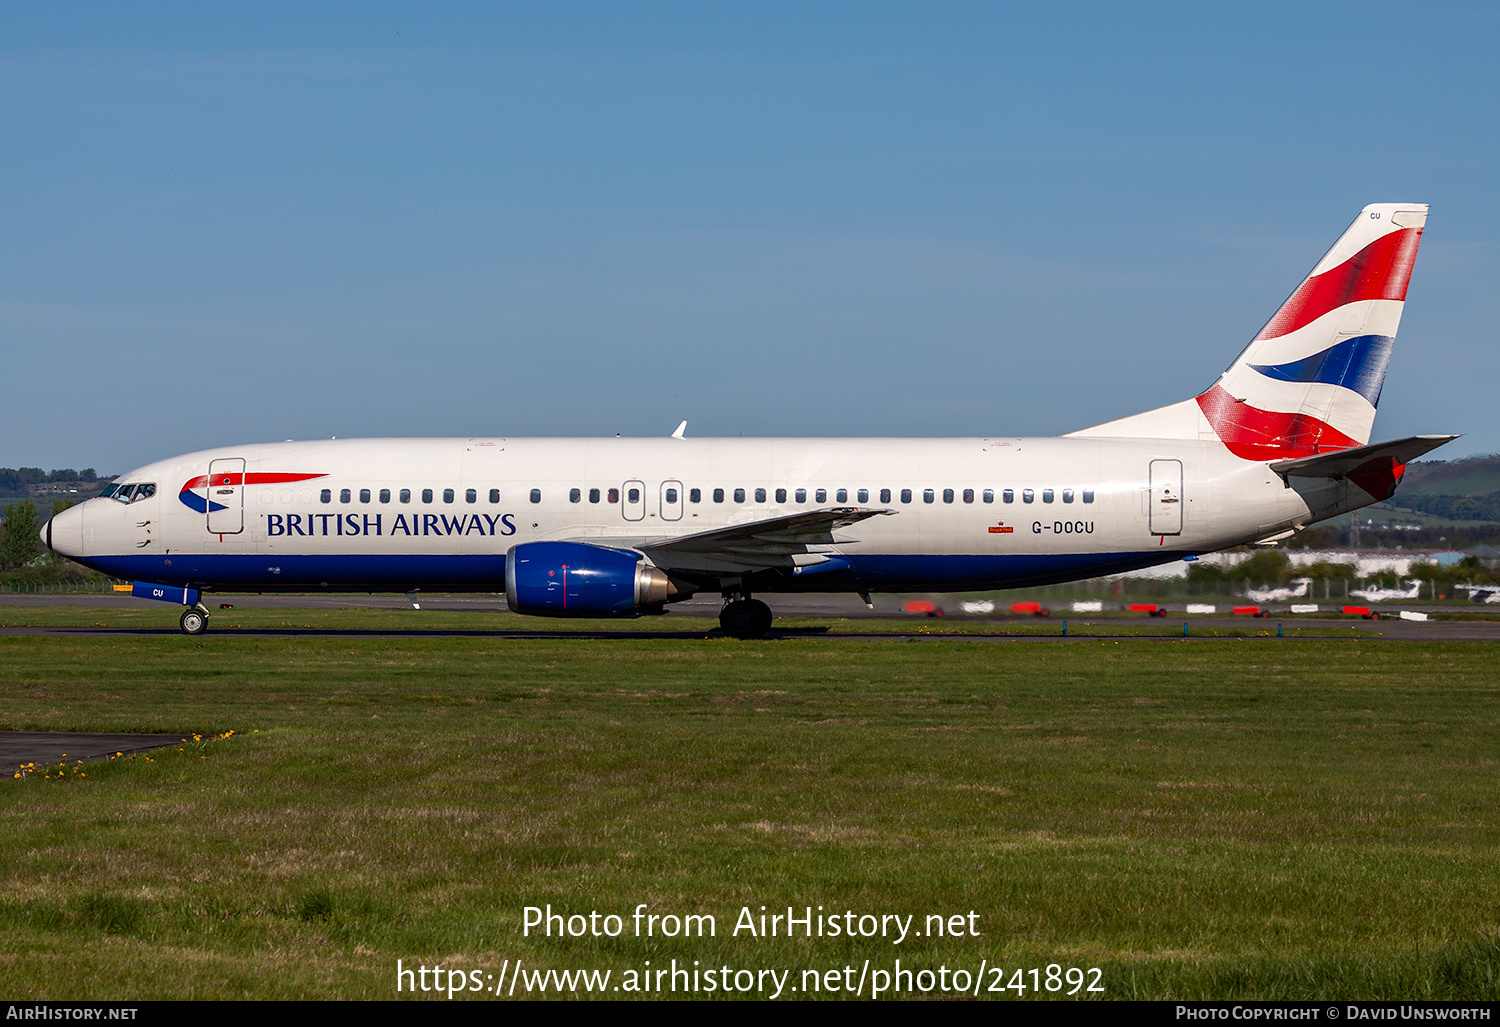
[77, 551, 1178, 595]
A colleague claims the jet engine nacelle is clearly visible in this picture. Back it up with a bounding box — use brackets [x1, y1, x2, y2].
[505, 541, 678, 616]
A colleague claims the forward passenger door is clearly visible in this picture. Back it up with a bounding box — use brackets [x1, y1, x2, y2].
[206, 457, 245, 535]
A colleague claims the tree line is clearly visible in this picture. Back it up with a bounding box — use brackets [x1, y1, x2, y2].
[1387, 491, 1500, 523]
[0, 467, 106, 491]
[1, 499, 79, 572]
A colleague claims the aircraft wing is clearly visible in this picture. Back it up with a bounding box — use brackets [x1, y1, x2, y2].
[647, 507, 895, 552]
[558, 507, 896, 575]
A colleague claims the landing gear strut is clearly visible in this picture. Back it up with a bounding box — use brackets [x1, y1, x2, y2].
[720, 596, 773, 639]
[179, 607, 209, 636]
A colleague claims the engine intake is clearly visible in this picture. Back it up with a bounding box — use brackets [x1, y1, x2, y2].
[505, 541, 679, 616]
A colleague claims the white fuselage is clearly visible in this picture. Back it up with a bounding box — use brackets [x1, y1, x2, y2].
[46, 434, 1362, 598]
[37, 204, 1444, 632]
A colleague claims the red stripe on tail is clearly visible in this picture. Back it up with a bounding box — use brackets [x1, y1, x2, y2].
[1255, 227, 1422, 341]
[1195, 383, 1360, 460]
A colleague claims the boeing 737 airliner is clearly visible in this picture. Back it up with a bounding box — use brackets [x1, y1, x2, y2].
[42, 204, 1455, 637]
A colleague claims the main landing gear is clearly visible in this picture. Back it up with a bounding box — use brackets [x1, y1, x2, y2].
[179, 607, 209, 636]
[720, 596, 773, 639]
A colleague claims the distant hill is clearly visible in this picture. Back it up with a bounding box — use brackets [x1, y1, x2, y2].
[1375, 454, 1500, 523]
[1394, 455, 1500, 497]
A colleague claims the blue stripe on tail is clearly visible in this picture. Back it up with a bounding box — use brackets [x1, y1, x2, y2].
[1249, 334, 1393, 406]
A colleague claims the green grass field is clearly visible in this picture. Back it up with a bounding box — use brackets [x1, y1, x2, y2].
[2, 615, 1498, 1000]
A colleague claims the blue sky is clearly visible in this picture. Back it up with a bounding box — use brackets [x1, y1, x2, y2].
[4, 2, 1497, 473]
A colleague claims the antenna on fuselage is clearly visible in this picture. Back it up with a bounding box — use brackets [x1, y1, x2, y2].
[671, 420, 687, 439]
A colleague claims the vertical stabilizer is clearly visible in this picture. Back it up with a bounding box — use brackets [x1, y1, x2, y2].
[1069, 204, 1427, 459]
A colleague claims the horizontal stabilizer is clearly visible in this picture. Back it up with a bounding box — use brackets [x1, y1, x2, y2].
[1269, 434, 1458, 478]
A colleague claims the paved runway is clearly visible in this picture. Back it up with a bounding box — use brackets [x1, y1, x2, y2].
[3, 593, 1500, 639]
[4, 731, 190, 777]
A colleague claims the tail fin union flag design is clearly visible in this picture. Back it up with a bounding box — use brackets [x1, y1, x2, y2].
[1197, 205, 1425, 462]
[178, 472, 328, 513]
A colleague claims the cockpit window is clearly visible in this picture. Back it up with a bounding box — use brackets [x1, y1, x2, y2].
[100, 483, 121, 499]
[132, 483, 156, 502]
[113, 485, 136, 503]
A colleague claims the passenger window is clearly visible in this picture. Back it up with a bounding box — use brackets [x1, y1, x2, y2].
[1042, 489, 1054, 503]
[836, 489, 847, 503]
[733, 488, 746, 503]
[815, 489, 827, 503]
[901, 489, 913, 503]
[775, 488, 787, 503]
[665, 488, 678, 503]
[880, 489, 891, 503]
[963, 489, 974, 503]
[321, 489, 331, 504]
[795, 488, 807, 503]
[489, 488, 500, 504]
[379, 489, 391, 503]
[608, 488, 620, 503]
[530, 489, 542, 504]
[360, 488, 371, 504]
[443, 488, 455, 504]
[1062, 489, 1074, 503]
[1023, 489, 1034, 503]
[713, 488, 724, 503]
[340, 488, 351, 504]
[400, 489, 412, 504]
[983, 489, 994, 503]
[689, 488, 701, 503]
[1003, 489, 1014, 503]
[627, 487, 640, 502]
[943, 489, 954, 504]
[590, 488, 601, 503]
[570, 488, 582, 503]
[923, 489, 935, 504]
[754, 487, 766, 502]
[858, 489, 869, 503]
[466, 488, 477, 504]
[1083, 489, 1095, 504]
[422, 489, 434, 503]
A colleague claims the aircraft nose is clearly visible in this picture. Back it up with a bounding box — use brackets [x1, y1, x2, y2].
[42, 503, 85, 559]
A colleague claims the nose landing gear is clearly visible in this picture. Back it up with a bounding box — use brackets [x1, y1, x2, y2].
[720, 595, 773, 639]
[179, 607, 209, 636]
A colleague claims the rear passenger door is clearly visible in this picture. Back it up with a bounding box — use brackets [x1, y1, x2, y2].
[1148, 459, 1183, 535]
